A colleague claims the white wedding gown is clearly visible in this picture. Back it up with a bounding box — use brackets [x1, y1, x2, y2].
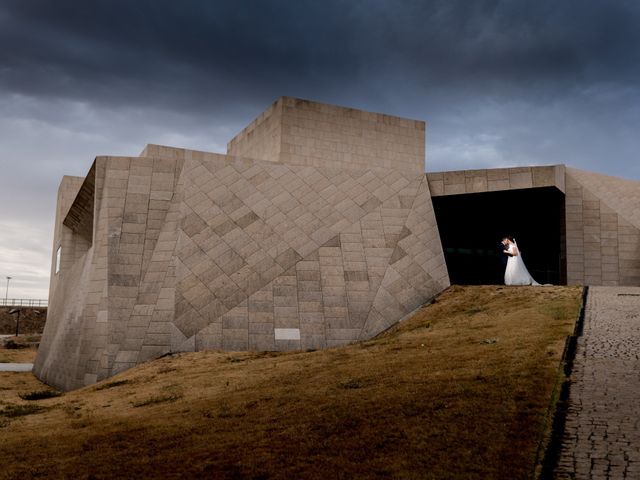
[504, 241, 540, 286]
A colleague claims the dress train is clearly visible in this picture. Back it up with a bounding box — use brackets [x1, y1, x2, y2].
[504, 241, 540, 286]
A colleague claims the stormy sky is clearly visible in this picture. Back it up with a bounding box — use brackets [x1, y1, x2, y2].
[1, 0, 639, 299]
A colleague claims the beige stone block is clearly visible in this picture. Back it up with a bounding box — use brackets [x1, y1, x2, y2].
[465, 175, 488, 193]
[473, 167, 502, 181]
[248, 334, 274, 351]
[443, 183, 466, 195]
[509, 171, 533, 189]
[222, 329, 248, 350]
[274, 306, 298, 318]
[532, 166, 555, 187]
[443, 171, 464, 186]
[325, 328, 360, 341]
[114, 351, 139, 364]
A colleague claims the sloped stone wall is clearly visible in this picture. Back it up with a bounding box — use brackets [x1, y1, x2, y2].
[36, 97, 448, 391]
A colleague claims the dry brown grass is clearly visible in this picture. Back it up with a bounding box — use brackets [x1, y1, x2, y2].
[0, 308, 47, 335]
[0, 285, 581, 480]
[0, 340, 38, 364]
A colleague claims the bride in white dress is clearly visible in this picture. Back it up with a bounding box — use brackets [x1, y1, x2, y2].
[503, 237, 540, 286]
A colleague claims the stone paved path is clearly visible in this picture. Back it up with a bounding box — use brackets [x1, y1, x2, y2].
[554, 286, 640, 479]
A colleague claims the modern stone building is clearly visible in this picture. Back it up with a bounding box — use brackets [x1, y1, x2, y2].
[428, 165, 640, 287]
[35, 97, 640, 390]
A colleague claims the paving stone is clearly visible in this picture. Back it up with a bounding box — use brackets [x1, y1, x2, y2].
[553, 287, 640, 479]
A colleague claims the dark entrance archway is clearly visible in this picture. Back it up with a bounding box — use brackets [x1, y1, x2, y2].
[432, 187, 566, 285]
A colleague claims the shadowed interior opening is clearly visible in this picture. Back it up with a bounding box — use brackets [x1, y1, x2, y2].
[63, 163, 95, 245]
[432, 187, 566, 285]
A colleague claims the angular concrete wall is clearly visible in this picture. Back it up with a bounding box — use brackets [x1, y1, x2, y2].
[565, 168, 640, 285]
[36, 98, 448, 391]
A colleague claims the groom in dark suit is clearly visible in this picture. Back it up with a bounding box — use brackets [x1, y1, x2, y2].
[496, 237, 510, 284]
[498, 237, 510, 266]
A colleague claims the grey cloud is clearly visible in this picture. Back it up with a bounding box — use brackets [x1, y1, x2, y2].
[1, 0, 638, 111]
[0, 0, 363, 112]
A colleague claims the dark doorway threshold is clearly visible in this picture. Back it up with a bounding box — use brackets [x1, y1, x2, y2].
[432, 187, 566, 285]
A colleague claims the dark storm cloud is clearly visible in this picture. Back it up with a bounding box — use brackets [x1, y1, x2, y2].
[1, 0, 639, 113]
[0, 0, 362, 113]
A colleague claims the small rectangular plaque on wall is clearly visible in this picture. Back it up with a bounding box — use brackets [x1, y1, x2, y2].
[274, 328, 301, 340]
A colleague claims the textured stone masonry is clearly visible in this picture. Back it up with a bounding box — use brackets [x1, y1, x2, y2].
[36, 97, 640, 391]
[35, 97, 447, 390]
[228, 96, 426, 174]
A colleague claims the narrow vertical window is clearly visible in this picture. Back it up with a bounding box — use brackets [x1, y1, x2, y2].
[55, 246, 62, 274]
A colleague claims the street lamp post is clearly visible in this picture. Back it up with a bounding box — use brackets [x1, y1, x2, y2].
[4, 276, 11, 305]
[9, 308, 21, 337]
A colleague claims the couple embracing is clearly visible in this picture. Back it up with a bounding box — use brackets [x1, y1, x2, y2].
[499, 236, 540, 286]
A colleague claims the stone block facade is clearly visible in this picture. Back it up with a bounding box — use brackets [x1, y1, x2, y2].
[564, 168, 640, 286]
[227, 96, 426, 174]
[36, 97, 639, 390]
[35, 97, 447, 391]
[427, 165, 565, 196]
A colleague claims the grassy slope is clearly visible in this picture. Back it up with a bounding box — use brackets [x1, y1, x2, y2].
[0, 285, 581, 480]
[0, 345, 37, 363]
